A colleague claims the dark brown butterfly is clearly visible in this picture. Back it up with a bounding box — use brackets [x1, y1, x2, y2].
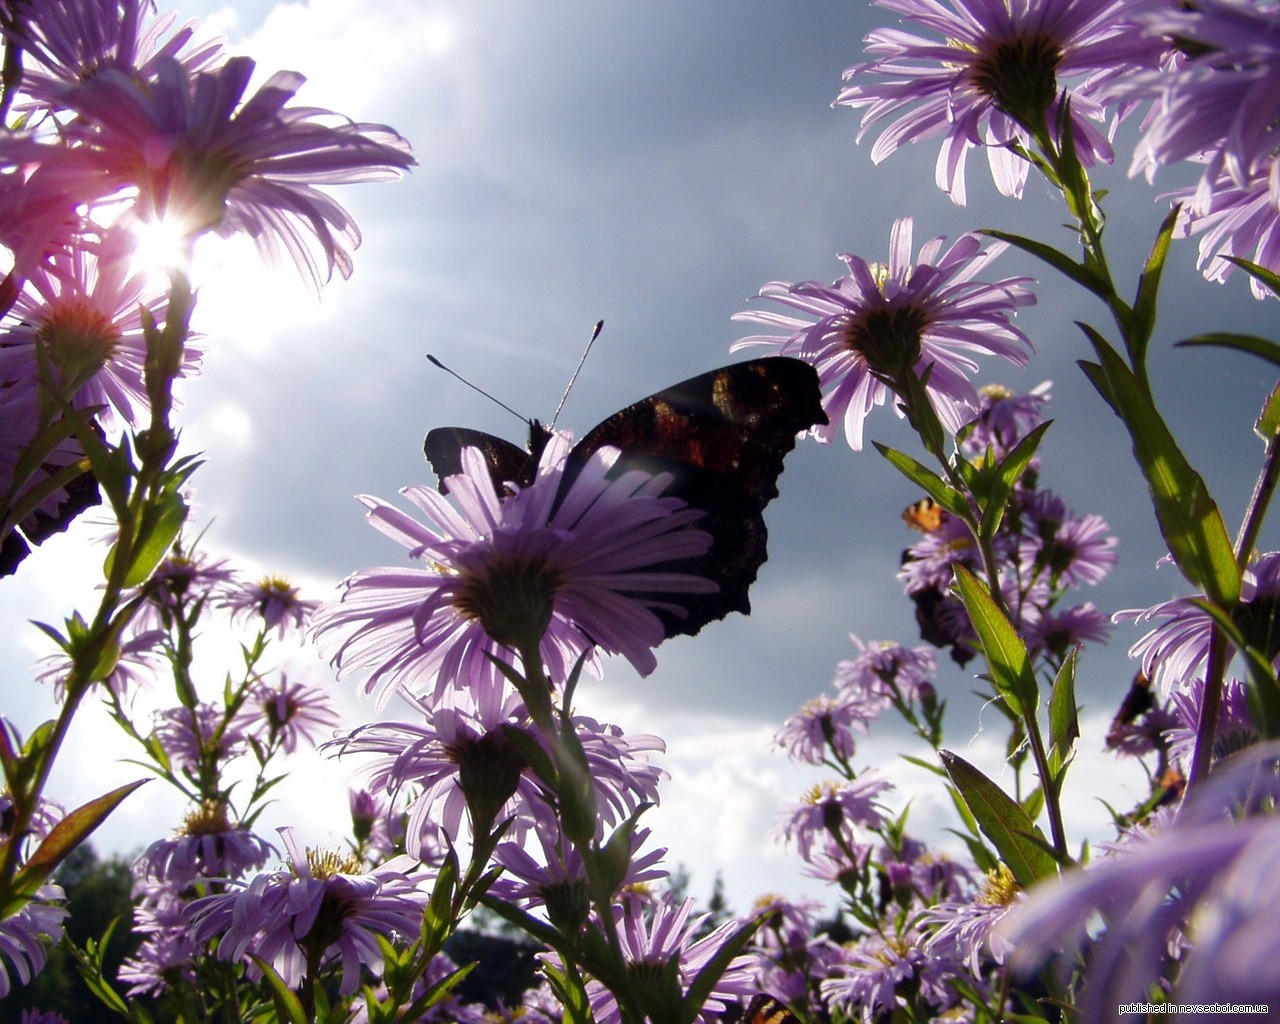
[740, 994, 800, 1024]
[424, 356, 827, 639]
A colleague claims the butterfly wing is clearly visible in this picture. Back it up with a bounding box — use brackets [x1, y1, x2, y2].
[424, 426, 534, 495]
[568, 356, 827, 638]
[741, 995, 799, 1024]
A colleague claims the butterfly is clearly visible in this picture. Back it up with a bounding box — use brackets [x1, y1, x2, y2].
[902, 496, 947, 534]
[740, 994, 800, 1024]
[424, 356, 827, 639]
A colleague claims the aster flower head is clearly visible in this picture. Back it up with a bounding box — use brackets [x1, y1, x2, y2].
[775, 691, 877, 765]
[58, 54, 414, 290]
[999, 741, 1280, 1018]
[188, 826, 428, 995]
[8, 0, 225, 110]
[1125, 0, 1280, 193]
[222, 575, 319, 638]
[136, 800, 273, 886]
[34, 625, 164, 702]
[835, 635, 937, 705]
[821, 919, 965, 1023]
[314, 434, 716, 707]
[1165, 675, 1259, 768]
[1117, 550, 1280, 693]
[152, 702, 248, 772]
[0, 230, 199, 430]
[958, 380, 1052, 460]
[247, 674, 339, 754]
[778, 774, 894, 862]
[139, 546, 236, 623]
[732, 219, 1034, 450]
[837, 0, 1164, 204]
[922, 862, 1023, 975]
[577, 893, 758, 1024]
[0, 884, 67, 999]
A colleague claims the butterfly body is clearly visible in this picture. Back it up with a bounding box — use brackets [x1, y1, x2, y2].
[424, 356, 826, 639]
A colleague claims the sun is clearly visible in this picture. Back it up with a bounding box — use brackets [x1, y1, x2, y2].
[129, 215, 194, 280]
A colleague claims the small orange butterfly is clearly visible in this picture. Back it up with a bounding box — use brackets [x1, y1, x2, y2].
[742, 994, 800, 1024]
[902, 497, 947, 534]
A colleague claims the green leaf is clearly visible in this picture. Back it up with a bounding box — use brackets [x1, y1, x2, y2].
[979, 420, 1052, 545]
[939, 750, 1058, 886]
[1176, 332, 1280, 373]
[249, 956, 309, 1024]
[1257, 382, 1280, 443]
[1048, 649, 1080, 780]
[871, 442, 968, 519]
[401, 962, 477, 1022]
[1224, 255, 1280, 299]
[678, 914, 763, 1024]
[120, 489, 187, 587]
[12, 780, 148, 902]
[982, 228, 1109, 299]
[1081, 327, 1240, 607]
[953, 566, 1039, 717]
[1129, 205, 1179, 363]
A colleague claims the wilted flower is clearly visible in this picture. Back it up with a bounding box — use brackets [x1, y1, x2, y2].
[733, 219, 1034, 449]
[314, 435, 715, 707]
[151, 703, 248, 772]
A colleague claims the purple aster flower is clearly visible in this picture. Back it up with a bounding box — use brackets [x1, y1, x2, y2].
[836, 0, 1162, 204]
[188, 826, 428, 995]
[1024, 496, 1117, 588]
[958, 381, 1052, 460]
[732, 219, 1034, 449]
[0, 885, 67, 999]
[7, 0, 225, 110]
[578, 893, 757, 1024]
[491, 825, 667, 928]
[138, 547, 237, 625]
[1169, 161, 1280, 299]
[746, 896, 845, 1007]
[1165, 676, 1259, 768]
[1125, 0, 1280, 194]
[222, 575, 319, 639]
[774, 691, 877, 766]
[1116, 550, 1280, 692]
[921, 863, 1023, 975]
[247, 674, 340, 754]
[57, 55, 413, 290]
[117, 879, 197, 996]
[0, 232, 201, 430]
[19, 1010, 70, 1024]
[1022, 601, 1111, 661]
[314, 434, 716, 707]
[835, 635, 937, 704]
[820, 920, 964, 1022]
[778, 775, 894, 862]
[136, 800, 273, 885]
[803, 836, 873, 889]
[151, 702, 248, 772]
[999, 741, 1280, 1018]
[34, 625, 164, 702]
[331, 687, 538, 853]
[880, 836, 973, 904]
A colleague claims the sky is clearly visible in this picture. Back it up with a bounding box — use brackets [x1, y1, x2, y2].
[3, 0, 1279, 914]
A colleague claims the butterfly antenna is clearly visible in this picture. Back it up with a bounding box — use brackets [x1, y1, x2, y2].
[549, 319, 604, 431]
[427, 354, 527, 425]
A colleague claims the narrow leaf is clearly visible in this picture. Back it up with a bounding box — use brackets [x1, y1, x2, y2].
[1224, 255, 1280, 299]
[1130, 205, 1179, 363]
[1082, 327, 1240, 607]
[16, 780, 148, 894]
[250, 956, 309, 1024]
[953, 566, 1038, 717]
[980, 421, 1052, 544]
[1048, 649, 1080, 780]
[1257, 382, 1280, 443]
[981, 229, 1108, 299]
[678, 914, 763, 1024]
[871, 442, 967, 518]
[940, 750, 1058, 886]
